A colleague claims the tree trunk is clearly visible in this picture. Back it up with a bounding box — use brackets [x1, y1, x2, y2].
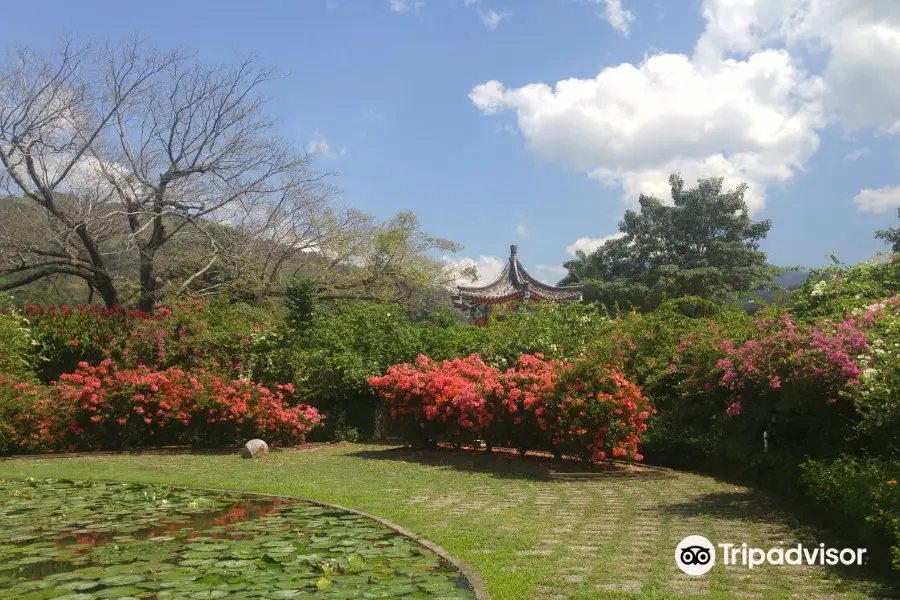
[94, 274, 119, 309]
[372, 404, 387, 441]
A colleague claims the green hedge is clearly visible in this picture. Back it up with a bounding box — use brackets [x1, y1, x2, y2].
[801, 457, 900, 569]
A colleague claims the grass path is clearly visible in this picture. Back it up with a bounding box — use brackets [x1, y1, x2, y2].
[0, 443, 895, 600]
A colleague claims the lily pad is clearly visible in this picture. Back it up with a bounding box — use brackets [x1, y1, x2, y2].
[0, 479, 475, 599]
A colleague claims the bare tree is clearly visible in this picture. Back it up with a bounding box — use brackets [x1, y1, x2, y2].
[1, 37, 472, 311]
[0, 36, 172, 307]
[0, 37, 341, 310]
[92, 44, 342, 310]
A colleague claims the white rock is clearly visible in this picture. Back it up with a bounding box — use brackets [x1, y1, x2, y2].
[240, 439, 269, 459]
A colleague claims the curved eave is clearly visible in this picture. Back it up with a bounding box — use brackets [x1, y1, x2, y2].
[458, 289, 583, 304]
[456, 253, 583, 304]
[515, 259, 583, 295]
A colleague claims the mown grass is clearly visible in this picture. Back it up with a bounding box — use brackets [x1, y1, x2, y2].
[0, 443, 896, 599]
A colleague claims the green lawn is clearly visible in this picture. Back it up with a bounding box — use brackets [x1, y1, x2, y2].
[0, 443, 895, 600]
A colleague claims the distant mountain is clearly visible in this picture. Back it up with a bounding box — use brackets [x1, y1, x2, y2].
[774, 269, 812, 290]
[745, 269, 811, 309]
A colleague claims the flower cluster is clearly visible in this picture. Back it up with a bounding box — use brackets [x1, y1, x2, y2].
[851, 297, 900, 440]
[681, 313, 873, 417]
[368, 354, 503, 446]
[538, 358, 654, 463]
[0, 361, 322, 453]
[0, 375, 68, 453]
[368, 353, 653, 463]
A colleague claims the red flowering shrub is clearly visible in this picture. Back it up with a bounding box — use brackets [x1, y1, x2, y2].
[368, 354, 502, 447]
[0, 361, 322, 454]
[494, 353, 565, 453]
[536, 359, 653, 463]
[368, 352, 653, 463]
[0, 376, 65, 453]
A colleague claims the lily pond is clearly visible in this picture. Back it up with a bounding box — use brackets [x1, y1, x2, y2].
[0, 479, 476, 599]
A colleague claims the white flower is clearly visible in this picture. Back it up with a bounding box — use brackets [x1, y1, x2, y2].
[810, 281, 831, 297]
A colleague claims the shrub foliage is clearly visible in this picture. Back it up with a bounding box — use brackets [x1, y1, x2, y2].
[0, 360, 321, 453]
[367, 352, 653, 463]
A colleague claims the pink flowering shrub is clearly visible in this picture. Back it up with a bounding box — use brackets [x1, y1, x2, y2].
[0, 361, 322, 454]
[629, 297, 897, 477]
[696, 313, 870, 418]
[368, 352, 653, 463]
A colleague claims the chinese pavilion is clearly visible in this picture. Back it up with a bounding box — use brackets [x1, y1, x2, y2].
[453, 245, 583, 322]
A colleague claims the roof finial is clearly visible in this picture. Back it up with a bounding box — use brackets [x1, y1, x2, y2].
[510, 244, 517, 257]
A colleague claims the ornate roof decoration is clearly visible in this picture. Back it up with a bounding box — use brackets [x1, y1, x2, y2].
[456, 245, 583, 305]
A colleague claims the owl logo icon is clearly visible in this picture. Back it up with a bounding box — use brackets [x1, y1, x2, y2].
[676, 535, 716, 575]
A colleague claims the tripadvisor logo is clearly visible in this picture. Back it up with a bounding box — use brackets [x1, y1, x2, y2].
[675, 536, 868, 576]
[676, 535, 715, 576]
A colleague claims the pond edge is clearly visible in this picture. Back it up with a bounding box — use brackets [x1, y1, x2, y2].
[0, 477, 489, 600]
[178, 485, 490, 600]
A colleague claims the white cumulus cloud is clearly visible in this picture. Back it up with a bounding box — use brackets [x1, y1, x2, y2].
[471, 0, 900, 214]
[853, 186, 900, 213]
[470, 50, 823, 212]
[443, 254, 505, 286]
[566, 232, 624, 256]
[695, 0, 900, 133]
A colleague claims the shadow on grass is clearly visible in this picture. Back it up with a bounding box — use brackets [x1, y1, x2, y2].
[349, 445, 553, 481]
[350, 443, 678, 482]
[661, 490, 900, 597]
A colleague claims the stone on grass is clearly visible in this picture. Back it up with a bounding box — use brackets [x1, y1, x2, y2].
[240, 439, 269, 459]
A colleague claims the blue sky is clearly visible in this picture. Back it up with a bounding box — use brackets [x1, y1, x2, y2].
[1, 0, 897, 284]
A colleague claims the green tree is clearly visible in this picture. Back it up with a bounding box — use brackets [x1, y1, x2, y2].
[562, 174, 776, 312]
[285, 279, 318, 331]
[875, 208, 900, 253]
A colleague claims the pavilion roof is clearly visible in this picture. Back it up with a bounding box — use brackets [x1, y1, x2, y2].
[457, 245, 583, 304]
